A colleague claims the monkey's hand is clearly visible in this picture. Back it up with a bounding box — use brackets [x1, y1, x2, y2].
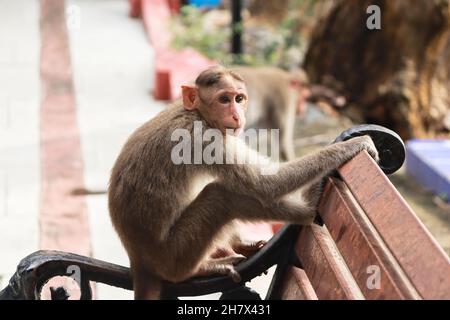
[232, 239, 267, 257]
[352, 135, 380, 163]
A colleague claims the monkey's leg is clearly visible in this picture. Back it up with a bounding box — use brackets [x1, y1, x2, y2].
[163, 183, 317, 283]
[132, 266, 162, 300]
[196, 193, 316, 281]
[161, 183, 244, 282]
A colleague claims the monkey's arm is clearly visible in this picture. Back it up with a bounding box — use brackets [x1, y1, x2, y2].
[215, 135, 378, 202]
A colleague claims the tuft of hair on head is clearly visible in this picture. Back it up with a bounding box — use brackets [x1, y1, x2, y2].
[195, 65, 245, 88]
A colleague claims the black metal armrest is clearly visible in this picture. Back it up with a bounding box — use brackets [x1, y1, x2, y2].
[0, 224, 300, 300]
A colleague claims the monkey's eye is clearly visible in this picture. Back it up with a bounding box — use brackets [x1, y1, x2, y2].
[235, 95, 245, 103]
[218, 96, 231, 104]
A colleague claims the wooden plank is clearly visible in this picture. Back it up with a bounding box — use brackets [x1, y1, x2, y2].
[280, 266, 318, 300]
[339, 151, 450, 299]
[320, 178, 420, 299]
[295, 224, 365, 300]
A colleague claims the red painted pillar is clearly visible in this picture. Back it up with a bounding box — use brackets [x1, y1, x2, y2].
[129, 0, 142, 18]
[154, 69, 171, 100]
[167, 0, 181, 14]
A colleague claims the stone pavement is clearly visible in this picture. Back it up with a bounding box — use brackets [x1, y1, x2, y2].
[0, 0, 40, 290]
[67, 0, 166, 299]
[0, 0, 273, 299]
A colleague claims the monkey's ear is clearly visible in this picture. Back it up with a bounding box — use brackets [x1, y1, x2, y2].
[181, 85, 198, 110]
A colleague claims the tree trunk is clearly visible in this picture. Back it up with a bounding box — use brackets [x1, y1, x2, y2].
[303, 0, 450, 139]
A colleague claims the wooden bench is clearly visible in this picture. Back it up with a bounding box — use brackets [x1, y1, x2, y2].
[1, 125, 449, 300]
[276, 151, 450, 300]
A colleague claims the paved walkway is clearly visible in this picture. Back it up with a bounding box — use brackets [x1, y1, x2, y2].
[0, 0, 40, 289]
[67, 0, 165, 299]
[0, 0, 165, 299]
[0, 0, 273, 299]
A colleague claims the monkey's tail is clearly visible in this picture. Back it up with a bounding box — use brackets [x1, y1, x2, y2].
[132, 268, 162, 300]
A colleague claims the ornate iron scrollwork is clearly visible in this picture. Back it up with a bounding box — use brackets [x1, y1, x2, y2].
[0, 225, 300, 300]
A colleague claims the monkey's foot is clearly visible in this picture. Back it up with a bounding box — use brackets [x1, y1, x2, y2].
[198, 256, 245, 283]
[233, 240, 267, 257]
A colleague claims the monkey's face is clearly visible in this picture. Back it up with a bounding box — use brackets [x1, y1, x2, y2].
[183, 76, 248, 136]
[200, 77, 248, 136]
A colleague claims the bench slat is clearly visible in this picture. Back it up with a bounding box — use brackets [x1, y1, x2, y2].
[339, 151, 450, 299]
[280, 266, 318, 300]
[295, 224, 365, 300]
[320, 177, 420, 299]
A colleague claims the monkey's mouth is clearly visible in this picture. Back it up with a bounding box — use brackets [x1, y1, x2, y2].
[225, 127, 241, 136]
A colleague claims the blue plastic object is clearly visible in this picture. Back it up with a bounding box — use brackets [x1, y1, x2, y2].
[406, 139, 450, 201]
[189, 0, 221, 8]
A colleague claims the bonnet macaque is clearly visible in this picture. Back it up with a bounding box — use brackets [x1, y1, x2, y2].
[108, 65, 378, 299]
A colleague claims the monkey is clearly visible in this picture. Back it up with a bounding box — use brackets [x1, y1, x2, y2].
[108, 65, 379, 299]
[230, 66, 311, 161]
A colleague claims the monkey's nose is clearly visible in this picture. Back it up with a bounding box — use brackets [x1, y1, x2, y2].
[232, 114, 240, 126]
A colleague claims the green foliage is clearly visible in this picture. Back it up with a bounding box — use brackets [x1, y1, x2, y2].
[169, 4, 309, 68]
[170, 5, 233, 65]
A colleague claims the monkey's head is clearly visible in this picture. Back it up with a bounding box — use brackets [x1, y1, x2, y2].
[181, 65, 248, 136]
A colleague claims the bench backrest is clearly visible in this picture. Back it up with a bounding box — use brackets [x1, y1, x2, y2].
[279, 151, 450, 300]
